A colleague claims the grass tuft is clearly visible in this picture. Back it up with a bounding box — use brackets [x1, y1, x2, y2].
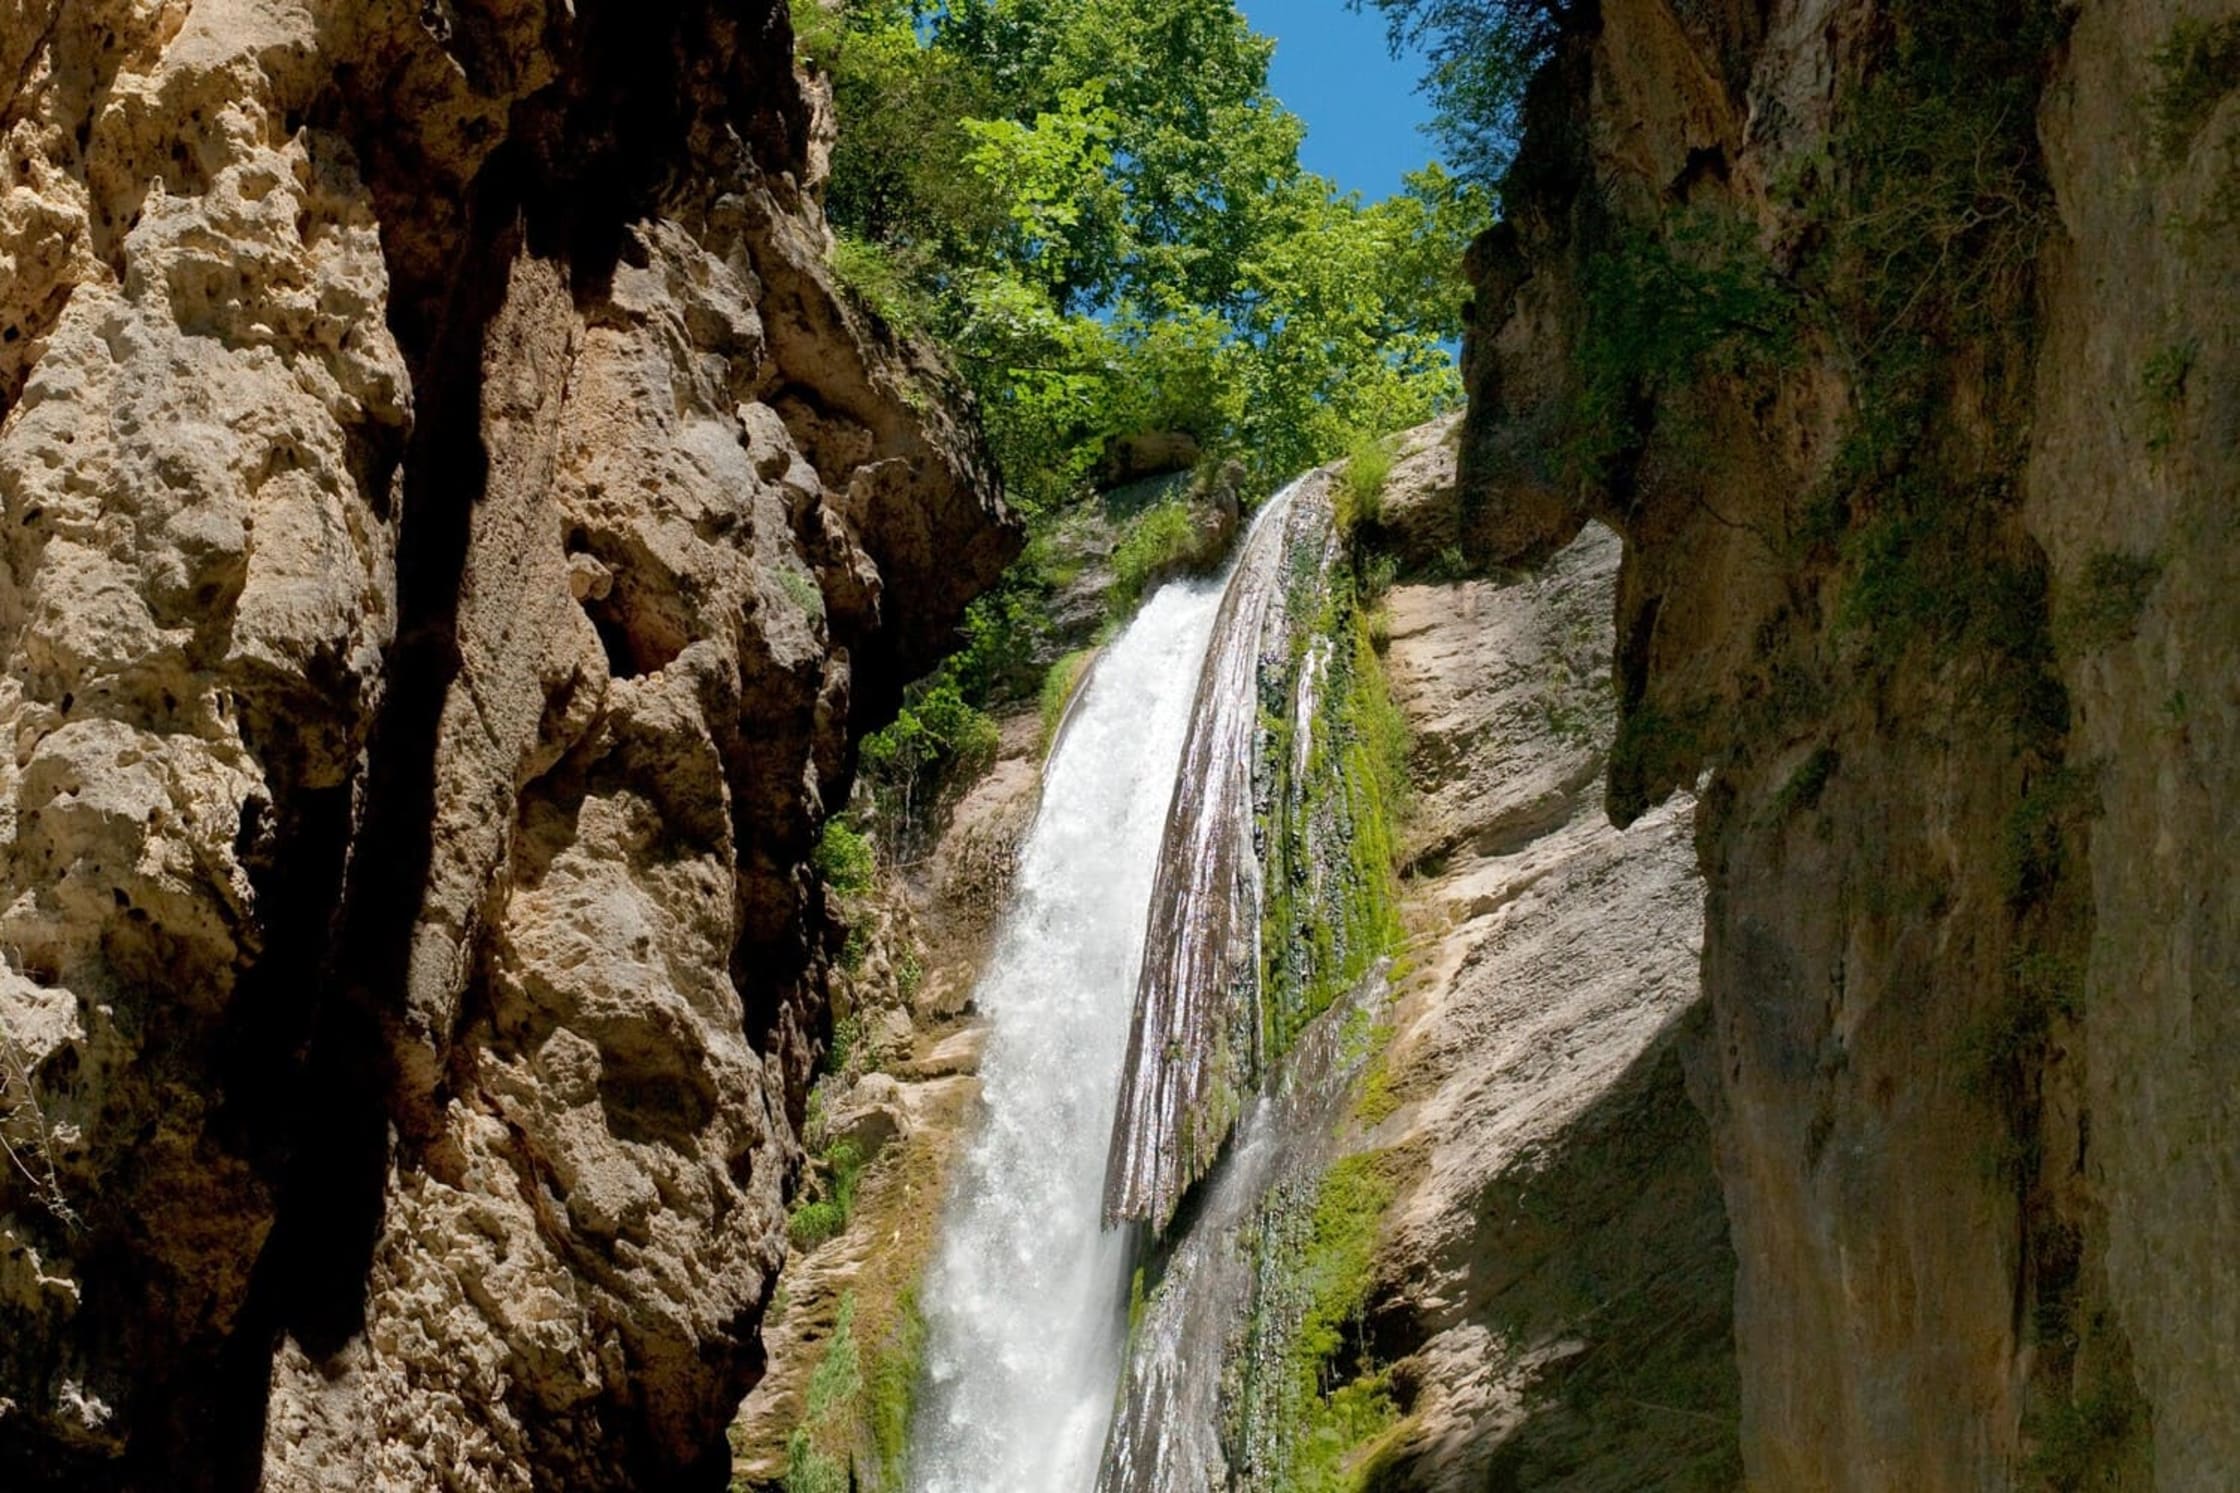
[1038, 647, 1096, 750]
[787, 1140, 867, 1251]
[1108, 500, 1211, 615]
[1337, 432, 1395, 533]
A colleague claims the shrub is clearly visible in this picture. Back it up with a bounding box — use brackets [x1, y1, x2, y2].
[859, 677, 1003, 841]
[1566, 210, 1801, 487]
[0, 1022, 75, 1226]
[1107, 500, 1206, 615]
[839, 924, 871, 975]
[824, 1016, 861, 1078]
[813, 819, 876, 898]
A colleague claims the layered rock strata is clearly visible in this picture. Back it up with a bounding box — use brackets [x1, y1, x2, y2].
[0, 2, 1012, 1488]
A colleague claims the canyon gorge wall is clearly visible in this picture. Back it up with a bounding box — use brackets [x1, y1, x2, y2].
[0, 1, 1013, 1488]
[1454, 0, 2236, 1485]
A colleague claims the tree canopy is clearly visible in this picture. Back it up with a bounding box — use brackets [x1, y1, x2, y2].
[793, 0, 1493, 831]
[796, 0, 1491, 510]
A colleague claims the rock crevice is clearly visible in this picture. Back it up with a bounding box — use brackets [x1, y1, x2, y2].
[0, 3, 1014, 1488]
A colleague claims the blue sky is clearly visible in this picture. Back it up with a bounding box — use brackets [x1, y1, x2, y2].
[1236, 0, 1436, 201]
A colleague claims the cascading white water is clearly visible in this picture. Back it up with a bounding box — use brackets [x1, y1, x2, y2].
[907, 572, 1232, 1493]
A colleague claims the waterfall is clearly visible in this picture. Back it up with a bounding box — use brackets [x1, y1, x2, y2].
[908, 483, 1335, 1492]
[907, 546, 1242, 1491]
[1104, 482, 1336, 1233]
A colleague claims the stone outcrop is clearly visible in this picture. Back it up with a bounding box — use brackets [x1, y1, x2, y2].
[0, 2, 1013, 1488]
[1104, 478, 1346, 1234]
[1454, 0, 2235, 1484]
[1095, 427, 1734, 1492]
[1363, 518, 1735, 1489]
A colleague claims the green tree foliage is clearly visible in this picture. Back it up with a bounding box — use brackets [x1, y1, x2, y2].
[799, 0, 1490, 837]
[800, 0, 1489, 511]
[1350, 0, 1564, 182]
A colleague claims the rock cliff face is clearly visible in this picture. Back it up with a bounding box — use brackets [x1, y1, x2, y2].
[1364, 478, 1734, 1490]
[0, 2, 1013, 1488]
[1456, 0, 2235, 1484]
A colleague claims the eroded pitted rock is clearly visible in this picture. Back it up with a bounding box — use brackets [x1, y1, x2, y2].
[0, 2, 1015, 1487]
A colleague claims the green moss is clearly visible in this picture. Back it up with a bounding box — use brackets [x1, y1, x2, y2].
[2147, 18, 2240, 165]
[1352, 1044, 1402, 1129]
[778, 1289, 928, 1493]
[865, 1293, 927, 1484]
[2025, 1355, 2151, 1490]
[806, 1296, 864, 1417]
[1780, 0, 2069, 674]
[2140, 339, 2197, 451]
[1266, 1152, 1407, 1493]
[2002, 763, 2101, 907]
[1608, 700, 1706, 824]
[1258, 595, 1410, 1070]
[2058, 551, 2164, 652]
[782, 1295, 864, 1492]
[1771, 746, 1839, 822]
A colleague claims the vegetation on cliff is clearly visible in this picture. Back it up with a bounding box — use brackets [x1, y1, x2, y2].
[1408, 0, 2227, 1481]
[793, 0, 1488, 841]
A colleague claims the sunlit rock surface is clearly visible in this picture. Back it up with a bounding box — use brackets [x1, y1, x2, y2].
[0, 2, 1012, 1486]
[1100, 430, 1735, 1491]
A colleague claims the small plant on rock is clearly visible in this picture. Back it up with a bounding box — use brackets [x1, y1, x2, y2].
[1338, 431, 1395, 532]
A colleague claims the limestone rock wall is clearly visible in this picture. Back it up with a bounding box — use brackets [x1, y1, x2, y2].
[0, 2, 1014, 1488]
[1358, 440, 1736, 1490]
[1455, 0, 2235, 1485]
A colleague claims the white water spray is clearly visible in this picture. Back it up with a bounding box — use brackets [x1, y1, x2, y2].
[907, 571, 1230, 1492]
